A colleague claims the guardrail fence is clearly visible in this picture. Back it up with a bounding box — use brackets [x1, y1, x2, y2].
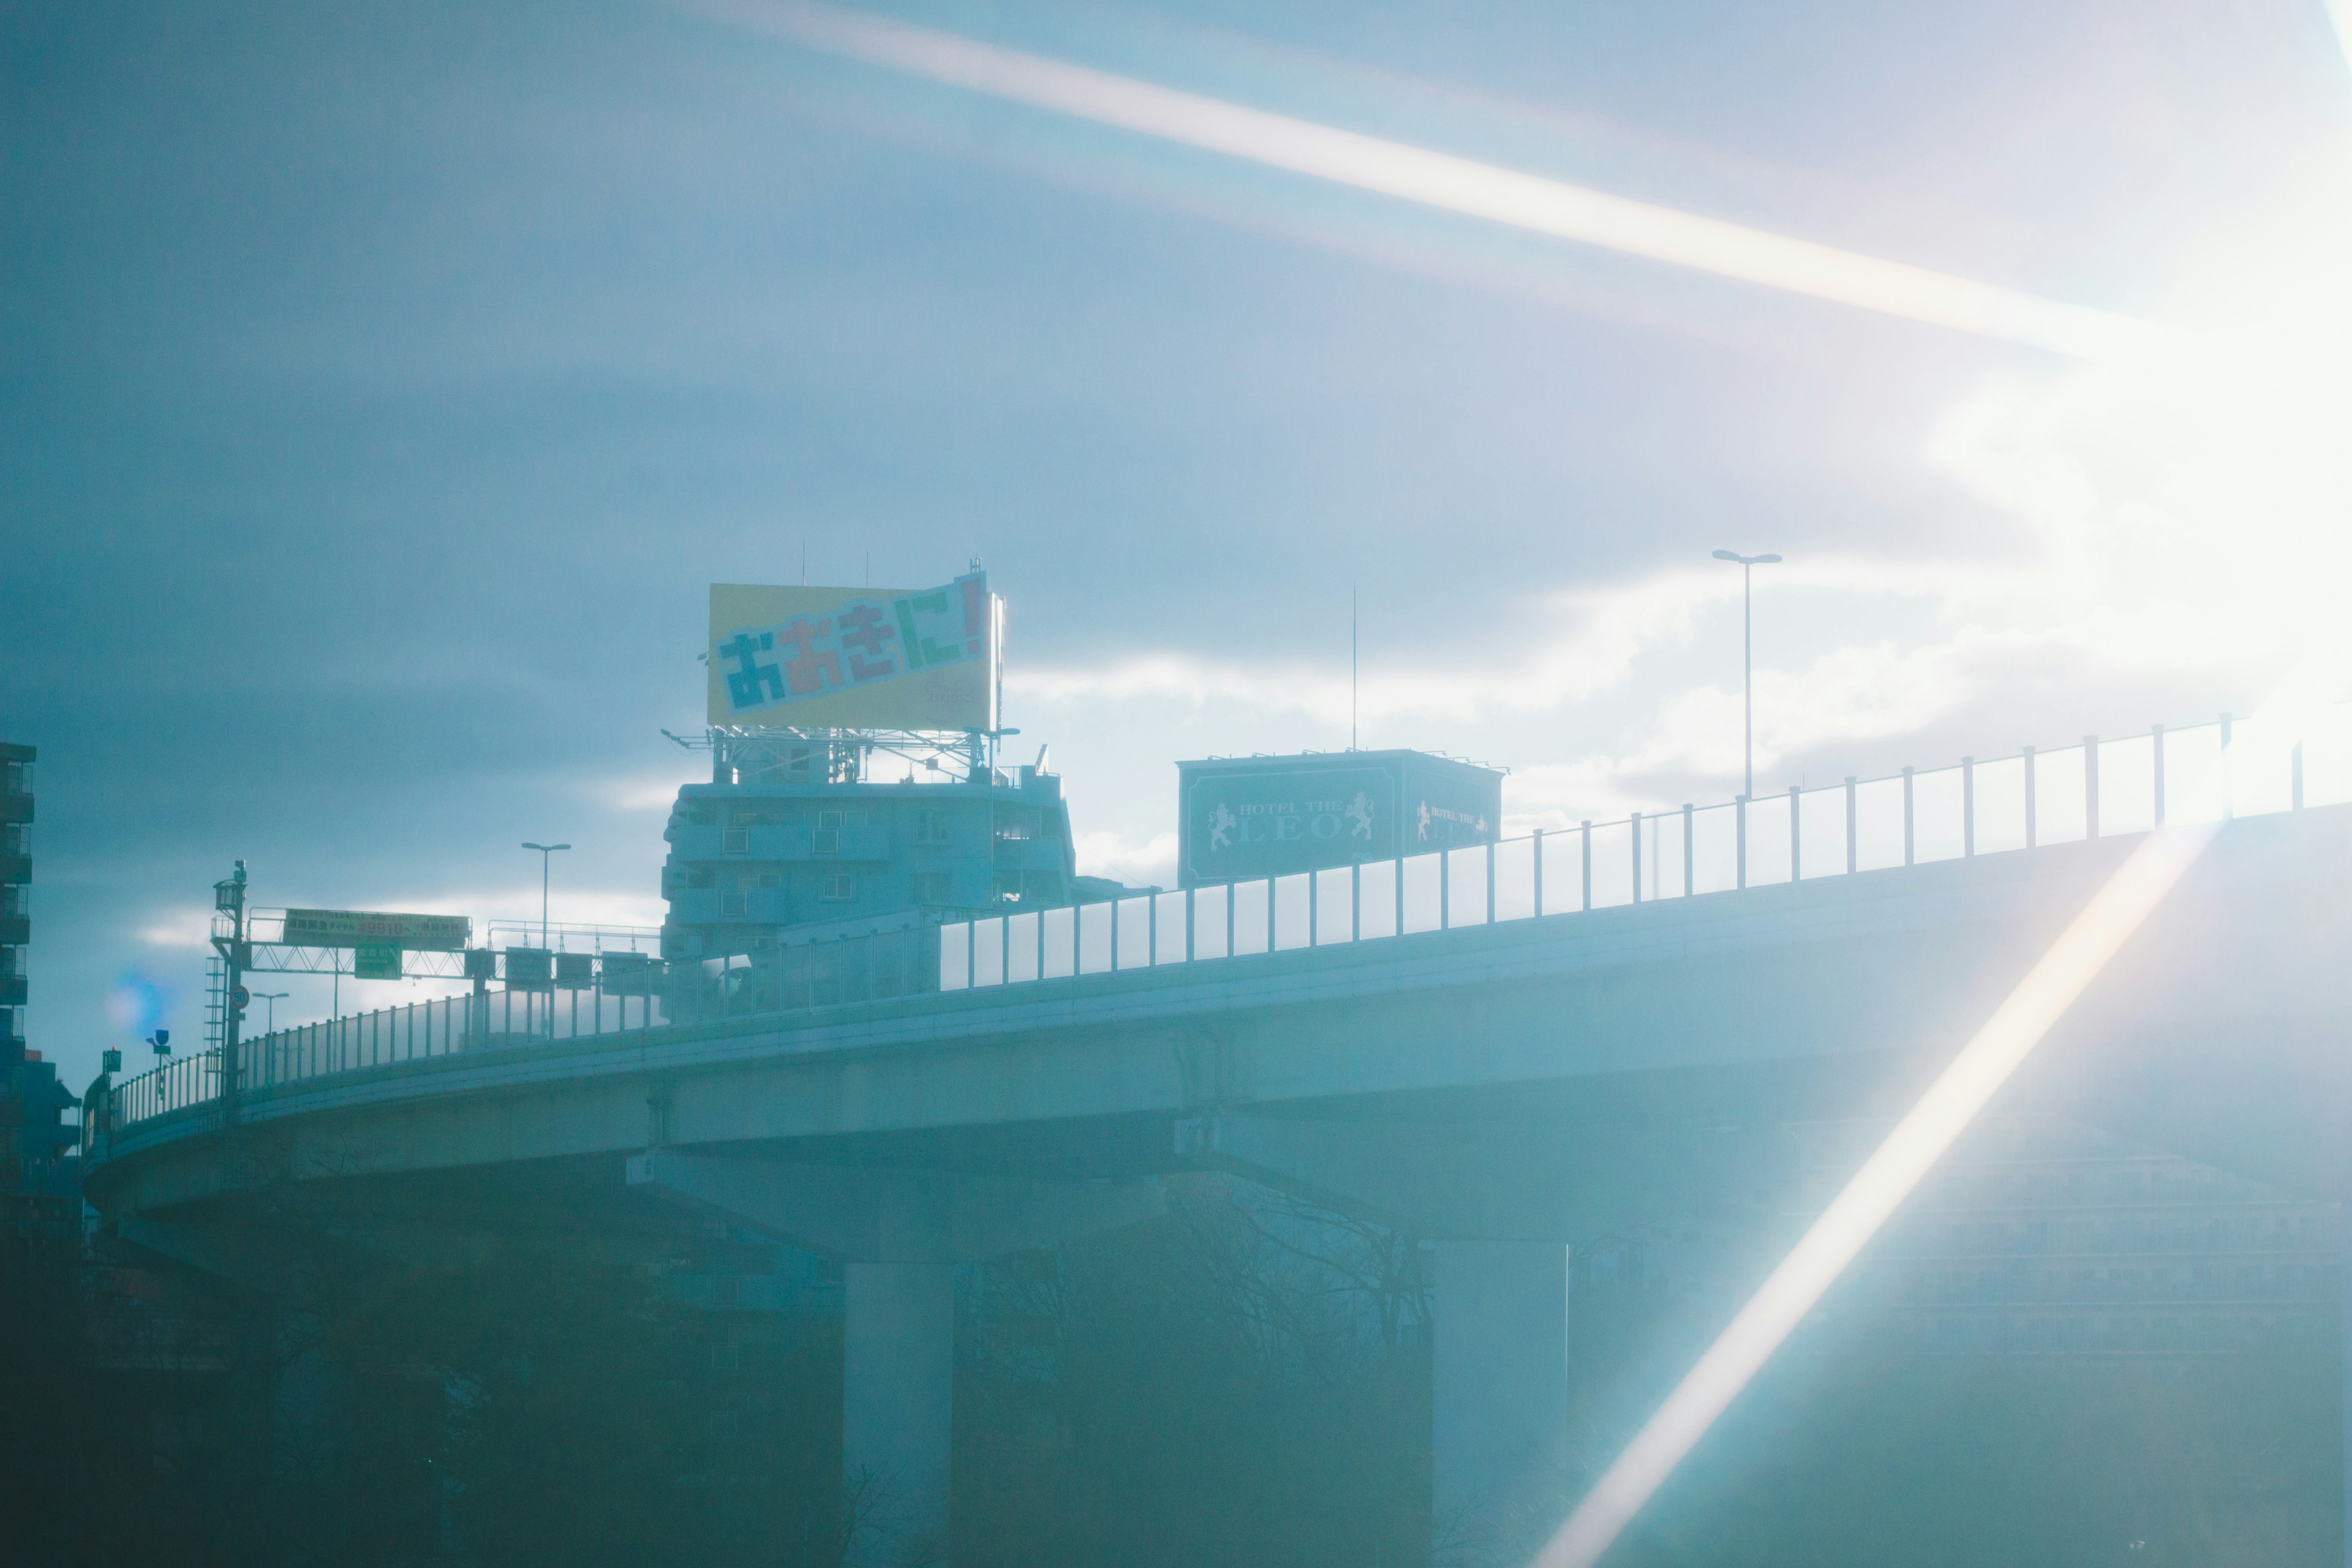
[102, 712, 2348, 1140]
[935, 712, 2345, 991]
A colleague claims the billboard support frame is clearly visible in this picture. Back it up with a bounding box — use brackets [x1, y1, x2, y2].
[671, 724, 1015, 788]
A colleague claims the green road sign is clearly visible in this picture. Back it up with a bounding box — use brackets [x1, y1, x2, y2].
[353, 942, 402, 981]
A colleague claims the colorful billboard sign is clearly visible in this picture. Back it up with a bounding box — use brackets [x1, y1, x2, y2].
[281, 908, 472, 951]
[708, 571, 1000, 732]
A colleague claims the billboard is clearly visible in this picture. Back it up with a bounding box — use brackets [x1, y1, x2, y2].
[708, 571, 1000, 732]
[281, 909, 471, 951]
[1177, 750, 1504, 887]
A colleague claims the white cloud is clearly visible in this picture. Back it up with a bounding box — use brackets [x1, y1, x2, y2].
[587, 772, 701, 813]
[1011, 554, 1977, 733]
[136, 908, 216, 949]
[1017, 137, 2352, 823]
[1073, 830, 1178, 890]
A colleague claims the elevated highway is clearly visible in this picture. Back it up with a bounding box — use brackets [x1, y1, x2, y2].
[84, 722, 2352, 1560]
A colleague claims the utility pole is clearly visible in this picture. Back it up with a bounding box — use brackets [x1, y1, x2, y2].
[209, 861, 249, 1134]
[522, 843, 570, 948]
[1712, 550, 1782, 799]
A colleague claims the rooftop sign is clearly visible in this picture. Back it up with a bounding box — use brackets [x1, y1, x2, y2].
[1175, 750, 1504, 888]
[707, 571, 1000, 733]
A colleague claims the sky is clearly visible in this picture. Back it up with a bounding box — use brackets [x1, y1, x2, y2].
[6, 0, 2352, 1090]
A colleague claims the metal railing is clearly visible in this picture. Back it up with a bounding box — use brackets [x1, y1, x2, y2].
[936, 711, 2342, 991]
[102, 923, 943, 1137]
[110, 1047, 222, 1128]
[100, 710, 2346, 1140]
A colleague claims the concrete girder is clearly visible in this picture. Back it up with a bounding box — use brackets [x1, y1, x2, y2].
[1174, 1110, 1811, 1243]
[624, 1149, 1163, 1262]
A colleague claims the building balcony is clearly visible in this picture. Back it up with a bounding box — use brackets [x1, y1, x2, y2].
[0, 794, 29, 825]
[0, 916, 24, 946]
[668, 823, 895, 864]
[0, 977, 22, 1007]
[669, 888, 794, 926]
[0, 856, 27, 885]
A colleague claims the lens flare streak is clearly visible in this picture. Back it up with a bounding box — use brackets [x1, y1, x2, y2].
[1534, 819, 2219, 1568]
[693, 0, 2157, 360]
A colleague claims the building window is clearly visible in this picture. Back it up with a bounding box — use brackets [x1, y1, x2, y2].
[912, 809, 951, 846]
[911, 872, 952, 906]
[720, 892, 747, 918]
[723, 827, 750, 854]
[822, 873, 854, 902]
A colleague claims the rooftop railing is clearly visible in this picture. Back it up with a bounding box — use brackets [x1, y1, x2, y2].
[99, 710, 2348, 1143]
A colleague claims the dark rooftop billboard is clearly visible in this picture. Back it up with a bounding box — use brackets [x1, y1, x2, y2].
[1175, 750, 1504, 888]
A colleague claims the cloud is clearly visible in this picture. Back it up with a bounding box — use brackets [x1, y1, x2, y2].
[1921, 141, 2352, 693]
[1012, 555, 1976, 729]
[1017, 132, 2352, 815]
[584, 772, 704, 813]
[1072, 830, 1178, 890]
[136, 909, 216, 950]
[369, 887, 671, 938]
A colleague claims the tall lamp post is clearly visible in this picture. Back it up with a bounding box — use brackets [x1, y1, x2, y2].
[522, 842, 571, 948]
[251, 991, 288, 1034]
[1711, 549, 1782, 800]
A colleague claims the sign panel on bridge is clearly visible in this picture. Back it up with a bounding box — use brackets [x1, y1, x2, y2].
[282, 908, 472, 951]
[353, 943, 402, 980]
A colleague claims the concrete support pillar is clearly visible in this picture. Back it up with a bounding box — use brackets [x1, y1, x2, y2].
[843, 1260, 956, 1567]
[273, 1297, 347, 1483]
[626, 1151, 1161, 1568]
[1432, 1238, 1570, 1552]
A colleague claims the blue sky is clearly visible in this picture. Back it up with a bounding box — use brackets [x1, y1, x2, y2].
[7, 0, 2352, 1087]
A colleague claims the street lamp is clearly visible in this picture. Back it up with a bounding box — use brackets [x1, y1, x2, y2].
[251, 991, 288, 1033]
[521, 842, 571, 948]
[1711, 549, 1782, 801]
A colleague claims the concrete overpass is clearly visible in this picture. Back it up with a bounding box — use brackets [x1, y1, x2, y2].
[84, 719, 2352, 1561]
